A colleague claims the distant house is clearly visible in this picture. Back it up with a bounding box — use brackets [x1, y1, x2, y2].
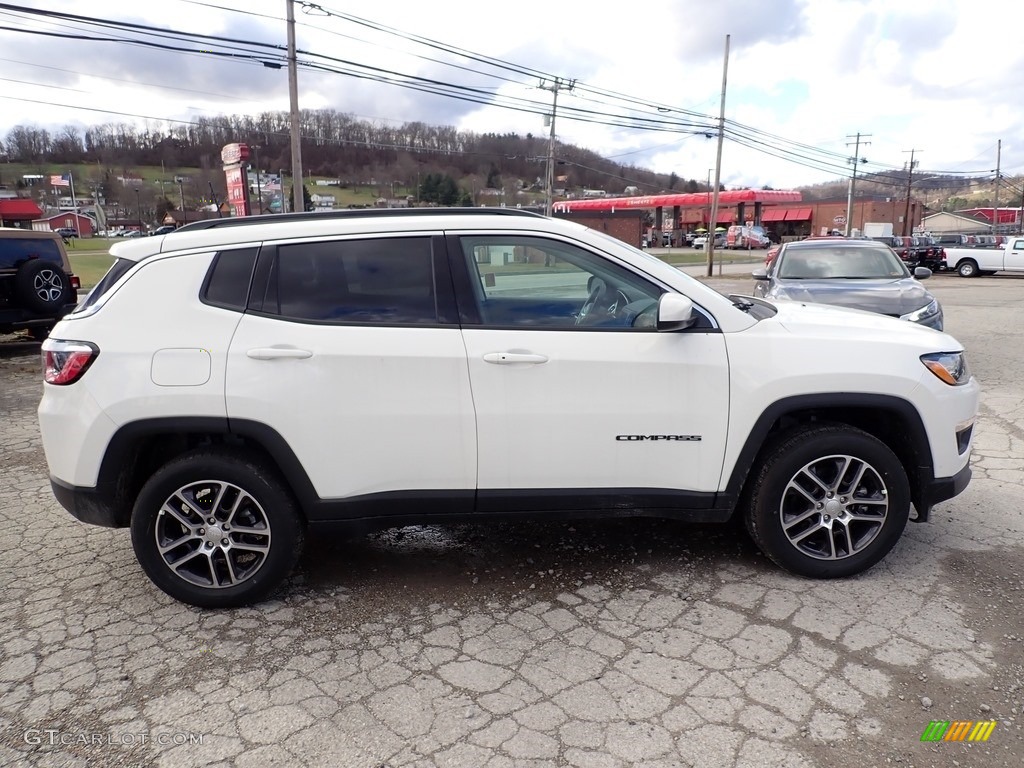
[310, 194, 336, 210]
[162, 209, 226, 227]
[921, 211, 993, 235]
[373, 197, 411, 209]
[32, 212, 95, 237]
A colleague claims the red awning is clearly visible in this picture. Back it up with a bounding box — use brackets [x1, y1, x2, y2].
[784, 207, 813, 221]
[761, 209, 787, 222]
[0, 199, 43, 220]
[553, 188, 802, 213]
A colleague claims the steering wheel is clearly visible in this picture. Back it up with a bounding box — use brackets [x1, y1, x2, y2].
[575, 277, 610, 326]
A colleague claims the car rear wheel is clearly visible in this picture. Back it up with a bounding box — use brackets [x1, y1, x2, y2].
[130, 449, 305, 607]
[14, 260, 70, 313]
[956, 259, 979, 278]
[745, 424, 910, 578]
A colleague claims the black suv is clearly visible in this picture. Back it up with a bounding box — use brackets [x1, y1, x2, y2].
[0, 228, 79, 340]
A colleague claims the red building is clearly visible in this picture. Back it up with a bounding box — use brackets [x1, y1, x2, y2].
[32, 212, 95, 237]
[0, 198, 43, 228]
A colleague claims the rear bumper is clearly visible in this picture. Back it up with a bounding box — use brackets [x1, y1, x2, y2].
[50, 475, 125, 528]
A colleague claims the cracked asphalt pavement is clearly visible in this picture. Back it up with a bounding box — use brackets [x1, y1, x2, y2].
[1, 273, 1022, 768]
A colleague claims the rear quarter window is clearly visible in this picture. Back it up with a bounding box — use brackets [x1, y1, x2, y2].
[201, 248, 259, 311]
[75, 257, 135, 313]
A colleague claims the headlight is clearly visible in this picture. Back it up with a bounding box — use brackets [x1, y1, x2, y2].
[901, 299, 940, 323]
[921, 351, 970, 385]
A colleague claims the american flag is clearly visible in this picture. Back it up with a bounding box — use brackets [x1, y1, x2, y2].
[50, 174, 70, 187]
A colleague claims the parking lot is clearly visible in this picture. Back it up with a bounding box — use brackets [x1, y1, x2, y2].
[1, 272, 1022, 768]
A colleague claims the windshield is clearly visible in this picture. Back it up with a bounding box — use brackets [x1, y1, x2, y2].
[777, 245, 909, 280]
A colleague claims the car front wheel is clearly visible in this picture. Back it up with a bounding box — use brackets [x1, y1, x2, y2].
[130, 449, 305, 607]
[745, 424, 910, 578]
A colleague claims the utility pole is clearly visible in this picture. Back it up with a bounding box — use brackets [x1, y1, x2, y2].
[706, 34, 730, 277]
[252, 145, 262, 215]
[902, 148, 920, 236]
[844, 132, 871, 236]
[175, 176, 186, 222]
[705, 168, 713, 230]
[540, 77, 574, 216]
[993, 139, 1001, 235]
[286, 0, 304, 214]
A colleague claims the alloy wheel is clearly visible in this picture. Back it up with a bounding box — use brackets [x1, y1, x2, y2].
[779, 454, 888, 561]
[155, 480, 272, 588]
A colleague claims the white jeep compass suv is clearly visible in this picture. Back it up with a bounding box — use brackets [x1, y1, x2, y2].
[38, 209, 979, 607]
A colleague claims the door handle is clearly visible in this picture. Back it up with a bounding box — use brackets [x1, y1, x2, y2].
[246, 347, 313, 360]
[483, 352, 549, 365]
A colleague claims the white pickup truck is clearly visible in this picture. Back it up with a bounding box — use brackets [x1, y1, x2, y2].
[945, 236, 1024, 277]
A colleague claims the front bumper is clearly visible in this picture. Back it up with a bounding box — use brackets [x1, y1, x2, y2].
[913, 461, 972, 522]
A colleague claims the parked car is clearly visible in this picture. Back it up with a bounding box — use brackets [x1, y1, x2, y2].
[944, 236, 1024, 277]
[911, 236, 947, 272]
[692, 232, 725, 249]
[890, 235, 916, 265]
[933, 234, 969, 248]
[869, 235, 901, 249]
[39, 208, 976, 607]
[55, 227, 78, 239]
[751, 239, 943, 330]
[0, 227, 80, 340]
[726, 225, 771, 249]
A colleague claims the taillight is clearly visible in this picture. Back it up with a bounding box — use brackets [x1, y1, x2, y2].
[70, 274, 81, 289]
[42, 339, 99, 385]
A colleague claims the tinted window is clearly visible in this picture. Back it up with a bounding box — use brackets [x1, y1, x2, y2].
[459, 236, 662, 329]
[778, 246, 908, 279]
[203, 248, 258, 310]
[0, 237, 63, 268]
[274, 237, 437, 324]
[75, 257, 134, 313]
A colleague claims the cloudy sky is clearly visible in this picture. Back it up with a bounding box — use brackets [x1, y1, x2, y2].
[1, 0, 1022, 192]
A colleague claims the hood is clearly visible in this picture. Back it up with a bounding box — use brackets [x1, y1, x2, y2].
[769, 277, 933, 316]
[766, 298, 954, 345]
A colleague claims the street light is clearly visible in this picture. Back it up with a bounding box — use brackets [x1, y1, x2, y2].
[134, 188, 142, 233]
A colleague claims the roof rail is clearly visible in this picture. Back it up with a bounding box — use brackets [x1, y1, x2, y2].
[175, 207, 545, 233]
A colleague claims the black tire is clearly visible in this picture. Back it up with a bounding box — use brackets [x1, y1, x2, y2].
[14, 260, 70, 313]
[744, 424, 910, 578]
[956, 259, 978, 278]
[130, 449, 305, 608]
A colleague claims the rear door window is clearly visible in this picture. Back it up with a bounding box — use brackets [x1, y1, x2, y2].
[266, 237, 442, 325]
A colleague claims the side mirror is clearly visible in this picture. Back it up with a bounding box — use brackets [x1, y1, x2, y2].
[657, 293, 695, 332]
[751, 268, 769, 280]
[913, 266, 932, 280]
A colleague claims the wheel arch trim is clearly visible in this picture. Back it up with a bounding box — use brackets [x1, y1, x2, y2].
[94, 417, 319, 524]
[722, 393, 933, 510]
